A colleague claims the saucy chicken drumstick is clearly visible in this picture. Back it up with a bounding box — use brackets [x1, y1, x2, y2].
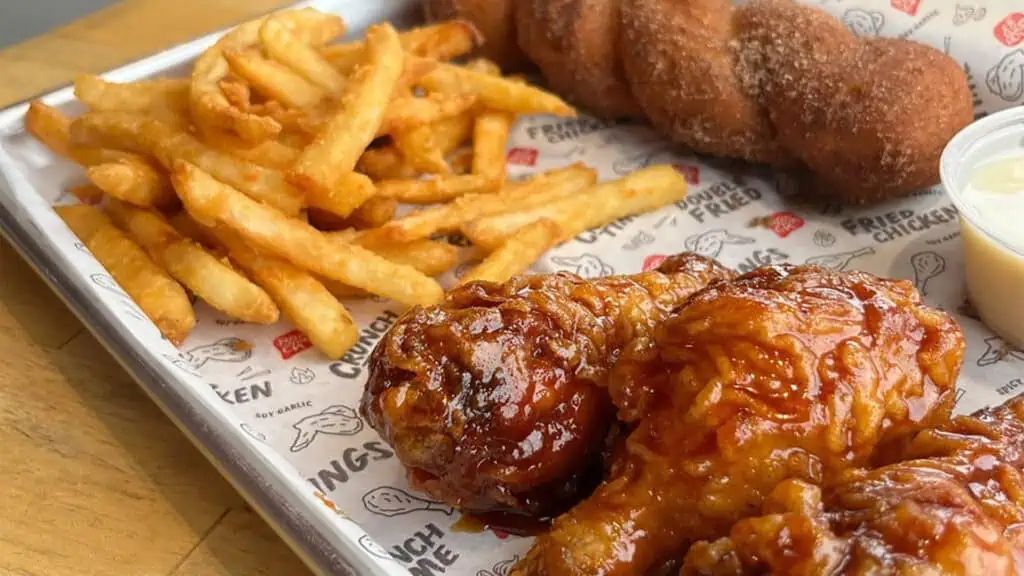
[682, 395, 1024, 576]
[360, 253, 734, 519]
[514, 264, 965, 575]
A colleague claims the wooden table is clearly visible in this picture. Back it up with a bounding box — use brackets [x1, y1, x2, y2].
[0, 2, 318, 574]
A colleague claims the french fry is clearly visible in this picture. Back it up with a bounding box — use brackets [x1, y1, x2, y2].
[55, 204, 195, 344]
[358, 146, 416, 180]
[218, 77, 252, 109]
[377, 173, 499, 204]
[25, 101, 137, 166]
[173, 161, 444, 307]
[190, 8, 343, 143]
[86, 159, 178, 209]
[70, 113, 304, 216]
[67, 184, 105, 205]
[289, 23, 404, 202]
[415, 58, 576, 116]
[464, 165, 689, 249]
[203, 222, 359, 359]
[104, 199, 280, 324]
[459, 219, 559, 285]
[317, 235, 461, 299]
[200, 129, 301, 169]
[448, 147, 473, 175]
[261, 15, 346, 93]
[320, 20, 480, 72]
[381, 92, 477, 134]
[224, 50, 325, 109]
[344, 196, 398, 228]
[305, 172, 378, 218]
[393, 112, 473, 174]
[364, 163, 597, 243]
[74, 75, 189, 125]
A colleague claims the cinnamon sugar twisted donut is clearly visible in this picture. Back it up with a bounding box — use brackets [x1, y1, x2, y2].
[517, 0, 641, 120]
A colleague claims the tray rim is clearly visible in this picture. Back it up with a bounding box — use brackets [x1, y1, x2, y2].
[0, 1, 424, 575]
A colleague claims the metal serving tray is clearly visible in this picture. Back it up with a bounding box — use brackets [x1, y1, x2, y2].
[0, 2, 422, 575]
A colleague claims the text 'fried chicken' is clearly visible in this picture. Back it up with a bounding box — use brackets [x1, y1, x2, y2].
[514, 263, 965, 576]
[682, 395, 1024, 576]
[360, 253, 734, 519]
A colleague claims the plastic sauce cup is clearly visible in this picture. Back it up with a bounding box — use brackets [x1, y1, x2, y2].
[941, 106, 1024, 348]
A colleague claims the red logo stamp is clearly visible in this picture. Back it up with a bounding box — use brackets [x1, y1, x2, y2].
[642, 254, 668, 272]
[766, 211, 805, 238]
[673, 164, 700, 186]
[507, 147, 538, 167]
[891, 0, 920, 15]
[995, 13, 1024, 46]
[274, 329, 312, 360]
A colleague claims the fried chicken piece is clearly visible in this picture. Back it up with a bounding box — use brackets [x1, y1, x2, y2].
[681, 396, 1024, 576]
[513, 264, 965, 576]
[733, 0, 973, 204]
[517, 0, 641, 120]
[360, 253, 734, 518]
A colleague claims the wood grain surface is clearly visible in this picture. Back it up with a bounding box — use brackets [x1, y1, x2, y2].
[0, 1, 319, 575]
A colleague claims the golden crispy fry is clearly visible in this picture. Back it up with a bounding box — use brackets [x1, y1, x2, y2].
[260, 15, 346, 93]
[70, 113, 304, 216]
[305, 171, 378, 218]
[382, 91, 478, 134]
[74, 75, 189, 125]
[320, 20, 480, 72]
[377, 173, 499, 204]
[203, 222, 358, 359]
[218, 78, 251, 109]
[472, 110, 513, 182]
[224, 49, 325, 108]
[364, 163, 597, 243]
[25, 101, 136, 166]
[416, 58, 576, 116]
[465, 165, 689, 249]
[317, 235, 461, 299]
[289, 23, 404, 203]
[67, 184, 105, 205]
[200, 129, 300, 169]
[459, 219, 559, 284]
[173, 161, 444, 307]
[343, 196, 398, 228]
[358, 146, 417, 180]
[393, 112, 474, 174]
[86, 159, 178, 209]
[448, 147, 473, 174]
[55, 204, 194, 344]
[308, 195, 398, 230]
[355, 237, 459, 276]
[190, 8, 343, 143]
[105, 199, 279, 324]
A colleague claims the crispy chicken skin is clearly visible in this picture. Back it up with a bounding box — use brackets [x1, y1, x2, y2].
[360, 253, 734, 518]
[681, 396, 1024, 576]
[513, 264, 965, 576]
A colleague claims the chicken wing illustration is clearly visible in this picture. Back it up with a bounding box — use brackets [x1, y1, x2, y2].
[977, 336, 1024, 367]
[289, 405, 363, 452]
[684, 229, 756, 258]
[987, 49, 1024, 103]
[910, 250, 946, 295]
[183, 337, 252, 370]
[362, 486, 454, 517]
[804, 247, 874, 271]
[842, 8, 884, 36]
[549, 253, 615, 278]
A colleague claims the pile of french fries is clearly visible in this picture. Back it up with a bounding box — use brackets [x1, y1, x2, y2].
[24, 7, 689, 360]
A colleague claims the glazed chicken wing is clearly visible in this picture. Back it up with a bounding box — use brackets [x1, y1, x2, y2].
[360, 253, 734, 518]
[682, 396, 1024, 576]
[514, 264, 965, 575]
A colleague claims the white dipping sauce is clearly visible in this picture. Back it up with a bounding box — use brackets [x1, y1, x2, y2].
[959, 153, 1024, 348]
[942, 106, 1024, 349]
